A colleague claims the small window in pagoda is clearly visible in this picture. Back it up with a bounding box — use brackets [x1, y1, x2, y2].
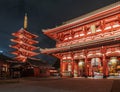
[62, 55, 67, 60]
[67, 55, 72, 59]
[87, 27, 91, 35]
[74, 32, 79, 38]
[96, 25, 102, 32]
[79, 31, 85, 37]
[64, 36, 68, 41]
[112, 21, 120, 28]
[104, 23, 112, 30]
[68, 36, 72, 40]
[64, 35, 72, 41]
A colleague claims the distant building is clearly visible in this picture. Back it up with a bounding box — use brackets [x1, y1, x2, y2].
[0, 54, 11, 79]
[10, 58, 54, 78]
[24, 58, 53, 77]
[41, 2, 120, 78]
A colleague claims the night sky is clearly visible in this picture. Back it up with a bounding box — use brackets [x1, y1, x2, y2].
[0, 0, 119, 64]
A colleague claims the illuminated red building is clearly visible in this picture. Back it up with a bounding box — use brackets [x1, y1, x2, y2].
[41, 2, 120, 78]
[10, 14, 39, 62]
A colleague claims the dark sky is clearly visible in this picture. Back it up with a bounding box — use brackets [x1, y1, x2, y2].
[0, 0, 119, 64]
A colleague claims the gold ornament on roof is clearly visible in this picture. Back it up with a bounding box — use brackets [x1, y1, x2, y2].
[24, 13, 28, 29]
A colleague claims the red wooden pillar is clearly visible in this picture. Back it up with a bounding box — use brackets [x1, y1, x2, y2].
[71, 52, 74, 77]
[89, 58, 94, 77]
[71, 59, 74, 77]
[59, 54, 64, 77]
[102, 46, 108, 78]
[34, 67, 40, 77]
[60, 59, 63, 75]
[85, 56, 88, 77]
[102, 54, 108, 77]
[74, 61, 78, 77]
[84, 50, 88, 77]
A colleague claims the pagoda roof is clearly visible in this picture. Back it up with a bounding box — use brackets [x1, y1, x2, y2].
[11, 48, 39, 57]
[10, 43, 38, 51]
[42, 2, 120, 35]
[0, 53, 13, 62]
[27, 58, 52, 68]
[12, 28, 38, 39]
[40, 32, 120, 54]
[10, 58, 53, 69]
[11, 36, 38, 45]
[14, 55, 27, 62]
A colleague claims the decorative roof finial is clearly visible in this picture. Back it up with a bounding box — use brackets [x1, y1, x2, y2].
[24, 13, 28, 29]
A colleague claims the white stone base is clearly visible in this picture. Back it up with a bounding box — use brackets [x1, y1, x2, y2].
[94, 75, 103, 79]
[107, 76, 120, 79]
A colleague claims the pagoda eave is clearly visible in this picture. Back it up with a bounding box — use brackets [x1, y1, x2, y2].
[12, 28, 38, 39]
[23, 29, 39, 38]
[11, 48, 39, 56]
[14, 55, 27, 62]
[10, 42, 38, 50]
[11, 37, 39, 45]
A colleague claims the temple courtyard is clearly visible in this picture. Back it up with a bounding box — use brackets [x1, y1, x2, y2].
[0, 77, 120, 92]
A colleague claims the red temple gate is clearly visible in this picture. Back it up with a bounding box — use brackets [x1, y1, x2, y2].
[41, 2, 120, 78]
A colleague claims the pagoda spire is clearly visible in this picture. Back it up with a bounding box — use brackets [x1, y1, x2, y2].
[24, 13, 28, 29]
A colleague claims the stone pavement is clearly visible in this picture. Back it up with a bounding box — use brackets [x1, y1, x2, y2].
[0, 77, 120, 92]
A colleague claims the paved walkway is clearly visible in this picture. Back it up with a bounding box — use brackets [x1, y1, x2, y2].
[0, 77, 119, 92]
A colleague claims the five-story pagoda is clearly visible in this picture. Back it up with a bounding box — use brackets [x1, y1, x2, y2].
[10, 14, 39, 62]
